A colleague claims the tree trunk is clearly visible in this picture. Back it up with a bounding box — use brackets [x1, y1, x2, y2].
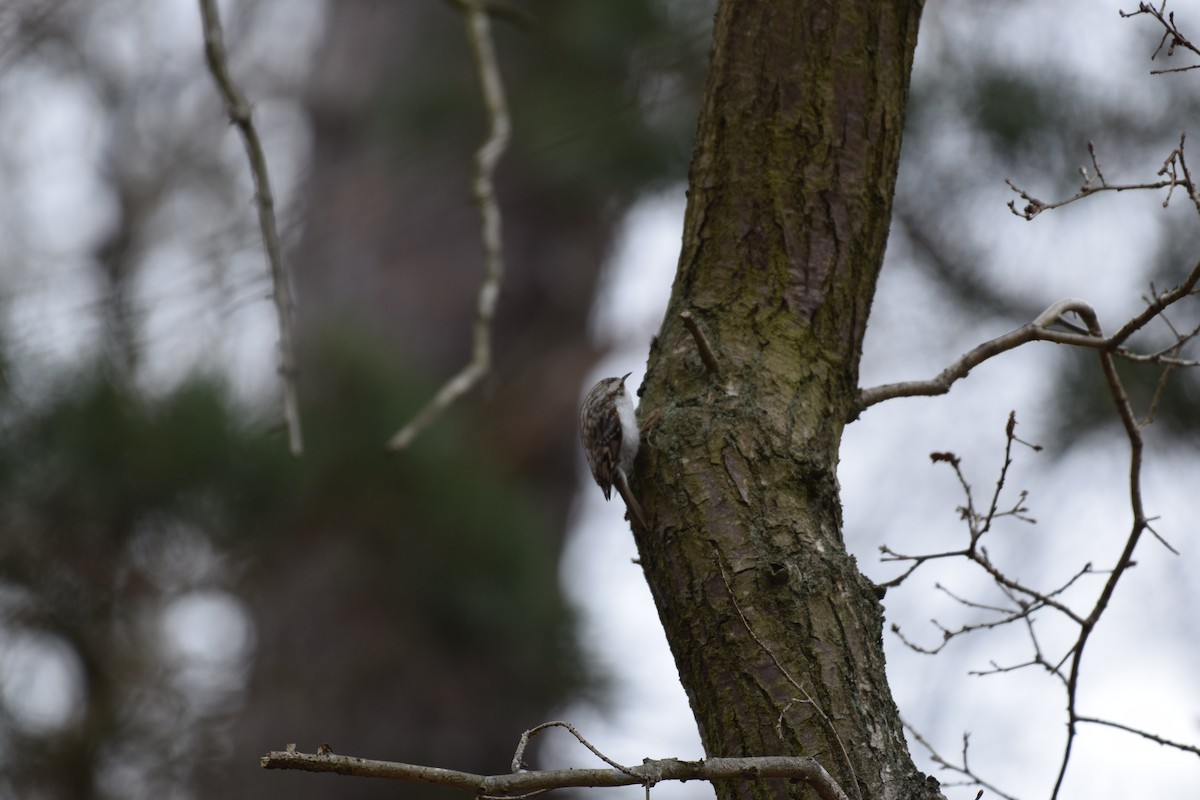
[636, 2, 938, 799]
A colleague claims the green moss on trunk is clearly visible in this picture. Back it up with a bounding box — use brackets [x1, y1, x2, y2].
[635, 2, 939, 799]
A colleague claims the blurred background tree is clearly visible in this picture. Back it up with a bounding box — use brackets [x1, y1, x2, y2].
[0, 1, 710, 798]
[0, 1, 1196, 799]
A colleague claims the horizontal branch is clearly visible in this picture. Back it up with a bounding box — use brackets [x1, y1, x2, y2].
[1007, 135, 1200, 219]
[260, 751, 851, 800]
[852, 261, 1200, 419]
[851, 298, 1100, 416]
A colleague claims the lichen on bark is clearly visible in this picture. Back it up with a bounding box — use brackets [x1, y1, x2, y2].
[633, 2, 940, 799]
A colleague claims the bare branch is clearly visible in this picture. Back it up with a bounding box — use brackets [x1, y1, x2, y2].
[260, 749, 853, 800]
[876, 542, 964, 592]
[884, 416, 1111, 661]
[877, 350, 1184, 797]
[386, 0, 511, 452]
[852, 298, 1095, 415]
[1050, 334, 1153, 800]
[902, 721, 1018, 800]
[198, 0, 303, 455]
[1107, 257, 1200, 347]
[1006, 174, 1177, 220]
[1121, 2, 1200, 74]
[978, 412, 1039, 537]
[510, 721, 636, 776]
[968, 610, 1070, 686]
[853, 258, 1200, 417]
[1076, 716, 1200, 758]
[1006, 136, 1200, 219]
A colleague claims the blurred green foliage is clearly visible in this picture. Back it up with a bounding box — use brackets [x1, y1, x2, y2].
[369, 0, 711, 203]
[0, 329, 584, 798]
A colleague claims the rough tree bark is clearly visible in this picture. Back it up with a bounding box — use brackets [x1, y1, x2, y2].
[635, 2, 939, 799]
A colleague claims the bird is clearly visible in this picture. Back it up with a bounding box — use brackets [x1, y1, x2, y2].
[579, 373, 646, 529]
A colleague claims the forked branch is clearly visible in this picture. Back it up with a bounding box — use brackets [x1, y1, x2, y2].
[1005, 136, 1200, 219]
[853, 265, 1200, 419]
[888, 399, 1186, 798]
[856, 133, 1200, 422]
[903, 722, 1018, 800]
[1121, 1, 1200, 74]
[261, 748, 851, 800]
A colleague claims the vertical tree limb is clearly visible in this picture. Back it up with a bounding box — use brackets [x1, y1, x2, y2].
[198, 0, 304, 455]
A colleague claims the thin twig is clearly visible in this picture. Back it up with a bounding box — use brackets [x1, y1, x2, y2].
[260, 750, 852, 800]
[1005, 137, 1197, 220]
[902, 720, 1018, 800]
[1006, 175, 1177, 219]
[881, 356, 1180, 797]
[510, 721, 636, 776]
[386, 0, 510, 452]
[680, 310, 721, 375]
[198, 0, 303, 455]
[1075, 715, 1200, 757]
[1121, 2, 1200, 73]
[852, 266, 1200, 416]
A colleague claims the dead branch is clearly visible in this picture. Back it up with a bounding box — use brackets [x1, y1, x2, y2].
[884, 396, 1190, 800]
[1121, 2, 1200, 74]
[902, 722, 1018, 800]
[386, 0, 511, 452]
[509, 721, 637, 776]
[259, 749, 852, 800]
[1006, 136, 1200, 219]
[198, 0, 303, 455]
[852, 258, 1200, 417]
[1047, 321, 1155, 800]
[1075, 716, 1200, 757]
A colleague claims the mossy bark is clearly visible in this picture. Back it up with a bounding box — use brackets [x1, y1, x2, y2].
[635, 2, 939, 799]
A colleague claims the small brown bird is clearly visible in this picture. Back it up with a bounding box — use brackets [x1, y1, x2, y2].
[580, 373, 646, 529]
